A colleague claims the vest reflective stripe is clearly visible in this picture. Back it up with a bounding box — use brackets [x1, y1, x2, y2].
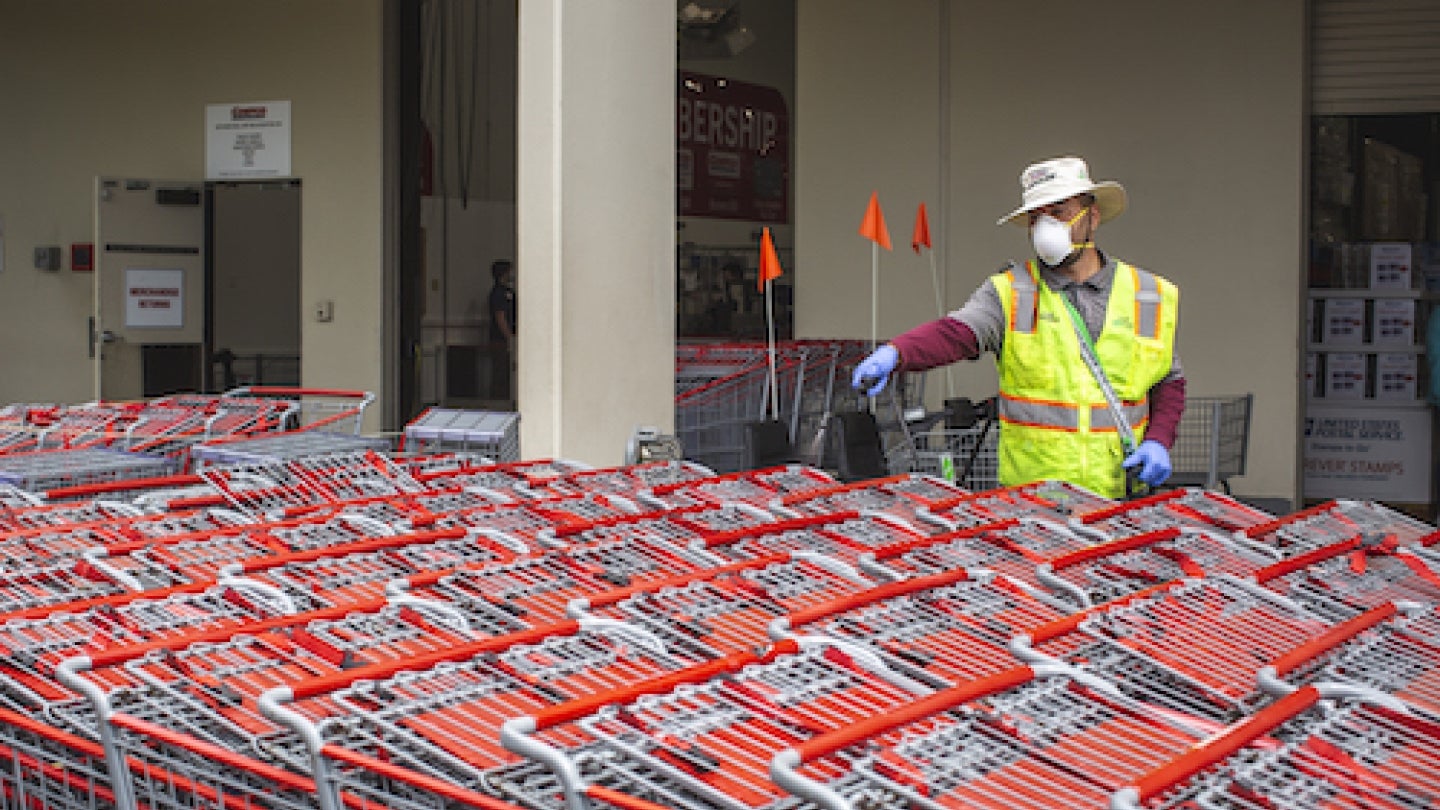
[1008, 265, 1038, 334]
[1134, 267, 1161, 340]
[998, 395, 1080, 430]
[1090, 401, 1151, 431]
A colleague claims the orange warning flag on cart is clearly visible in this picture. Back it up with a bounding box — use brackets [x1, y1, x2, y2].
[758, 226, 784, 291]
[859, 191, 893, 251]
[912, 202, 932, 253]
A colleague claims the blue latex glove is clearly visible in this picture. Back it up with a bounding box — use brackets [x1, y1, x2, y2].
[1122, 440, 1172, 486]
[852, 345, 899, 396]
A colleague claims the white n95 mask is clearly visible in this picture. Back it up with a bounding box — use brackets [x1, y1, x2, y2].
[1030, 207, 1092, 267]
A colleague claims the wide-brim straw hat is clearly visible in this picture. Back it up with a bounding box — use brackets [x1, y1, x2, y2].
[997, 156, 1126, 227]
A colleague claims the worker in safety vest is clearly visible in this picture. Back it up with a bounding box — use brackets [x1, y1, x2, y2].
[853, 156, 1184, 498]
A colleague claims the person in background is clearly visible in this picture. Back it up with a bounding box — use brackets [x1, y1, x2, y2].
[852, 156, 1185, 498]
[488, 260, 516, 405]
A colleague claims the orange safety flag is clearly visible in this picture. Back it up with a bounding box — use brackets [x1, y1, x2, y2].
[912, 202, 932, 253]
[758, 226, 784, 291]
[858, 191, 893, 251]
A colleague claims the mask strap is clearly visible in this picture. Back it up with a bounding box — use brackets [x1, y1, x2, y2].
[1069, 206, 1095, 251]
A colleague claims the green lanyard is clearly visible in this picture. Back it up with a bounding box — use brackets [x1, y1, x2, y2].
[1058, 292, 1140, 454]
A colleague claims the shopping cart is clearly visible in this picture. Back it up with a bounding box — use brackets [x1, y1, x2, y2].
[1114, 679, 1440, 810]
[1168, 393, 1253, 491]
[1078, 486, 1277, 536]
[403, 407, 521, 461]
[1240, 498, 1436, 554]
[768, 658, 1217, 810]
[772, 568, 1074, 687]
[1033, 525, 1277, 608]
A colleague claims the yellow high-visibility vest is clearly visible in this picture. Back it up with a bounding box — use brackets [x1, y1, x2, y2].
[991, 259, 1178, 498]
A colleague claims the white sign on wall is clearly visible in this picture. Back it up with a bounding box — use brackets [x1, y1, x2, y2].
[205, 100, 292, 179]
[1303, 405, 1431, 502]
[125, 268, 184, 328]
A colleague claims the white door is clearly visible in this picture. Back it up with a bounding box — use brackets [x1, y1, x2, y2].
[93, 177, 206, 401]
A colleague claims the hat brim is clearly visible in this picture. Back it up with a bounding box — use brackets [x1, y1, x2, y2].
[996, 181, 1127, 227]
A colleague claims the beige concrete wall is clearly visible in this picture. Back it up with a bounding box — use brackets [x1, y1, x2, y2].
[0, 0, 384, 415]
[797, 0, 1306, 503]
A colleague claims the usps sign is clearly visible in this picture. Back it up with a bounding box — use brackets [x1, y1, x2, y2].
[206, 101, 292, 179]
[125, 268, 184, 329]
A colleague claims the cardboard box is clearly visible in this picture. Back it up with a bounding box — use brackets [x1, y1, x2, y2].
[1321, 298, 1366, 345]
[1324, 352, 1367, 399]
[1376, 353, 1419, 401]
[1373, 298, 1416, 346]
[1369, 242, 1413, 290]
[1362, 139, 1426, 242]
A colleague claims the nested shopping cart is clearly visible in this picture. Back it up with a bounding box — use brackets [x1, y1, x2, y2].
[1240, 498, 1437, 555]
[1113, 675, 1440, 810]
[261, 615, 728, 810]
[695, 511, 928, 566]
[863, 516, 1103, 589]
[774, 474, 967, 534]
[765, 658, 1220, 810]
[1044, 576, 1342, 723]
[1251, 534, 1440, 623]
[506, 639, 928, 810]
[926, 480, 1115, 527]
[770, 568, 1074, 688]
[573, 552, 879, 656]
[1078, 486, 1276, 536]
[1033, 525, 1278, 608]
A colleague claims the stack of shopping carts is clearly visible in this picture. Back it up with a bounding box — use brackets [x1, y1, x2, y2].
[0, 400, 1432, 810]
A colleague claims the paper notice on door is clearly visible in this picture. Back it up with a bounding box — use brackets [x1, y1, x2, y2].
[125, 268, 184, 328]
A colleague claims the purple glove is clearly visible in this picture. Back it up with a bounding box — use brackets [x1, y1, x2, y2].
[1122, 440, 1172, 486]
[852, 345, 899, 396]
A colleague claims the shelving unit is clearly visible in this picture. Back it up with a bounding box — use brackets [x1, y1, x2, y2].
[1303, 247, 1433, 507]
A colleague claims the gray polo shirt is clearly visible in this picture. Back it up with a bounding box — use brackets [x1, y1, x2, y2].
[951, 253, 1183, 380]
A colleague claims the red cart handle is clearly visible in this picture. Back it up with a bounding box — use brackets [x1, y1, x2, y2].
[869, 519, 1020, 561]
[1266, 602, 1398, 677]
[784, 567, 972, 629]
[1241, 500, 1340, 539]
[290, 620, 580, 700]
[583, 553, 789, 610]
[1252, 535, 1362, 583]
[320, 744, 526, 809]
[795, 665, 1036, 763]
[586, 787, 677, 810]
[1126, 686, 1321, 803]
[1046, 527, 1183, 571]
[1024, 581, 1178, 644]
[531, 640, 799, 731]
[1076, 488, 1187, 524]
[700, 512, 860, 548]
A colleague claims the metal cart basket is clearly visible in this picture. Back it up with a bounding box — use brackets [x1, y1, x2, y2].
[1168, 393, 1252, 491]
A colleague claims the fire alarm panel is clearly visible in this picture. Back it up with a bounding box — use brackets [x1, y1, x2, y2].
[71, 243, 94, 272]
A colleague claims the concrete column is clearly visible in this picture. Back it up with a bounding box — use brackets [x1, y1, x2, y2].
[517, 0, 676, 465]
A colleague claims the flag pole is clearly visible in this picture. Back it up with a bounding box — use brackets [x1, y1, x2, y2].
[765, 274, 779, 422]
[927, 248, 955, 397]
[870, 242, 879, 351]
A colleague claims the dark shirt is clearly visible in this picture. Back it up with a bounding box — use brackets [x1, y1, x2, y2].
[489, 283, 516, 343]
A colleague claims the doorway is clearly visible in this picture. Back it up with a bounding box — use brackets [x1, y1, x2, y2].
[93, 178, 301, 400]
[207, 180, 302, 391]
